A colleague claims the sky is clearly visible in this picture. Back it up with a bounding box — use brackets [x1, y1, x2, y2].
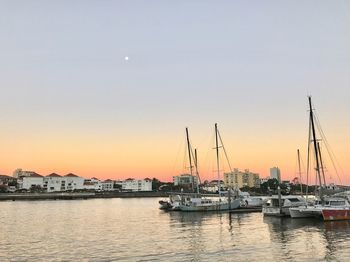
[0, 1, 350, 184]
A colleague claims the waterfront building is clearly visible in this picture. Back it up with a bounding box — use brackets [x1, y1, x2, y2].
[44, 173, 64, 192]
[102, 179, 114, 191]
[83, 177, 102, 191]
[63, 173, 84, 191]
[18, 173, 44, 190]
[122, 178, 152, 192]
[270, 167, 281, 182]
[224, 169, 260, 189]
[173, 174, 198, 189]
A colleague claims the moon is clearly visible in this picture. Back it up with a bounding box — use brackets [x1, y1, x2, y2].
[124, 56, 129, 61]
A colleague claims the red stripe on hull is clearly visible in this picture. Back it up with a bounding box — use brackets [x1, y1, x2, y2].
[322, 209, 350, 221]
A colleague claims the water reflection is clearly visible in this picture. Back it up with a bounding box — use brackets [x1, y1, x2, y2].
[262, 216, 350, 261]
[2, 199, 350, 261]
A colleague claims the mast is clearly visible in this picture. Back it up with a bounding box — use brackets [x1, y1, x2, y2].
[185, 127, 194, 192]
[308, 96, 323, 201]
[317, 142, 327, 187]
[297, 149, 303, 196]
[215, 123, 221, 196]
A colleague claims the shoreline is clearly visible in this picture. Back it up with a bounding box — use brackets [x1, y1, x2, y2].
[0, 191, 168, 201]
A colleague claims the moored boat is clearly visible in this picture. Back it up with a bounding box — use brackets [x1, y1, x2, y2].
[262, 195, 306, 217]
[322, 208, 350, 221]
[290, 197, 350, 219]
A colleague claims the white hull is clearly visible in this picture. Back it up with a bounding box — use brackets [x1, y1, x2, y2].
[262, 206, 292, 216]
[179, 199, 240, 212]
[262, 195, 307, 217]
[289, 206, 322, 218]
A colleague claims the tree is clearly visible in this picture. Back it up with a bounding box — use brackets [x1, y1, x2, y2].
[0, 185, 7, 193]
[152, 178, 162, 191]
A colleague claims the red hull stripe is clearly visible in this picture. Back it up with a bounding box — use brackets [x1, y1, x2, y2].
[322, 209, 350, 221]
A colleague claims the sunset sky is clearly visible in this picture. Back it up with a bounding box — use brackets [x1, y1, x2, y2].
[1, 1, 350, 184]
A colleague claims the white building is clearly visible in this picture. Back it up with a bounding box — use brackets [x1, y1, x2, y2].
[202, 180, 225, 192]
[173, 174, 198, 188]
[270, 167, 281, 182]
[63, 173, 85, 191]
[102, 179, 114, 191]
[83, 177, 102, 191]
[44, 173, 64, 192]
[18, 173, 44, 190]
[122, 178, 152, 192]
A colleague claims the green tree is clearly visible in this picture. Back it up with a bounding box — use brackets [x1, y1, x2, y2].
[152, 178, 162, 191]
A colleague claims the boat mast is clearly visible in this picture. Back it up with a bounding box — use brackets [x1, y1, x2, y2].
[308, 96, 323, 201]
[185, 127, 194, 192]
[215, 123, 221, 196]
[297, 149, 303, 196]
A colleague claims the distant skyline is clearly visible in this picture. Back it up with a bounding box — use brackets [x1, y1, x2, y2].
[1, 1, 350, 184]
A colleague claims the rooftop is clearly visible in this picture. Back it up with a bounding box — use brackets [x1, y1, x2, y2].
[46, 173, 61, 177]
[65, 173, 79, 177]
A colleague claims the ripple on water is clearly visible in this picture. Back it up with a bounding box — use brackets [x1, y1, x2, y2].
[1, 199, 350, 261]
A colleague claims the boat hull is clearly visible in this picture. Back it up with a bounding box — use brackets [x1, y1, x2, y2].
[322, 209, 350, 221]
[179, 199, 240, 212]
[290, 206, 323, 218]
[262, 207, 288, 217]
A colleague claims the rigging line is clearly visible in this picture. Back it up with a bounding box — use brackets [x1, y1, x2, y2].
[171, 133, 186, 179]
[203, 132, 215, 183]
[294, 151, 298, 182]
[297, 149, 303, 195]
[313, 112, 343, 185]
[306, 115, 311, 197]
[317, 142, 327, 187]
[190, 145, 202, 185]
[299, 151, 307, 184]
[217, 129, 234, 173]
[182, 139, 188, 174]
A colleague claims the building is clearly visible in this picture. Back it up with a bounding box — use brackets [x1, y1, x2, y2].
[44, 173, 64, 192]
[101, 179, 114, 191]
[173, 174, 198, 189]
[83, 177, 102, 191]
[13, 169, 39, 179]
[270, 167, 281, 182]
[0, 174, 15, 185]
[0, 175, 17, 192]
[224, 169, 260, 189]
[63, 173, 85, 191]
[122, 178, 152, 192]
[18, 173, 44, 190]
[201, 180, 225, 193]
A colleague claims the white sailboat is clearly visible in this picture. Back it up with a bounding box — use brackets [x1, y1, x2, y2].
[290, 96, 350, 220]
[177, 123, 240, 212]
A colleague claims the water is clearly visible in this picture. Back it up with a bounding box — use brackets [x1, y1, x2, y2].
[1, 198, 350, 261]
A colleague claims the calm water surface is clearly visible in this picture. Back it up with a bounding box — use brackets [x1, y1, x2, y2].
[1, 198, 350, 261]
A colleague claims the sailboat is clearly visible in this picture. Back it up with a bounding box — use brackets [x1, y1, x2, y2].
[289, 96, 350, 220]
[160, 124, 240, 211]
[176, 123, 240, 212]
[159, 127, 199, 210]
